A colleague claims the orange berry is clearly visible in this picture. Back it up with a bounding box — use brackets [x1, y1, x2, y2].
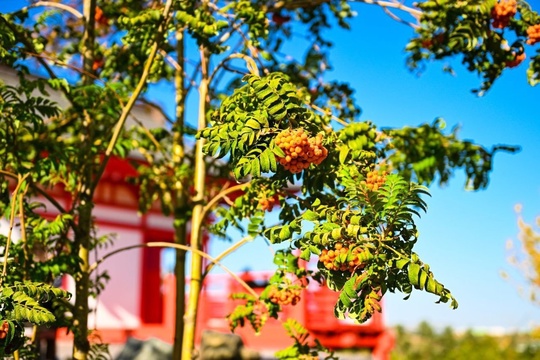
[275, 128, 328, 173]
[491, 0, 517, 29]
[506, 52, 526, 68]
[527, 24, 540, 45]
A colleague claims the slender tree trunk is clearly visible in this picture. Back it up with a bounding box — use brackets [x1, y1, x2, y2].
[172, 30, 187, 360]
[181, 47, 209, 360]
[73, 1, 96, 358]
[173, 224, 186, 359]
[72, 198, 92, 360]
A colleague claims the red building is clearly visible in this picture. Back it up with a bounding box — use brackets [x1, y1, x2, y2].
[1, 65, 394, 359]
[48, 156, 394, 359]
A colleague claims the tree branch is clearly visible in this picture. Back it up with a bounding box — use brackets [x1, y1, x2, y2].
[201, 182, 250, 221]
[203, 235, 254, 276]
[356, 0, 422, 19]
[87, 241, 259, 298]
[1, 174, 29, 287]
[93, 0, 175, 193]
[28, 1, 83, 19]
[0, 170, 68, 215]
[308, 102, 349, 127]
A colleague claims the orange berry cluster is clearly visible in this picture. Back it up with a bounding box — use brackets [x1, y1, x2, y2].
[95, 7, 109, 27]
[268, 286, 301, 306]
[258, 196, 276, 212]
[420, 34, 445, 49]
[362, 170, 387, 191]
[0, 321, 8, 340]
[319, 243, 365, 272]
[491, 0, 517, 29]
[506, 52, 526, 68]
[527, 24, 540, 45]
[250, 302, 269, 331]
[275, 128, 328, 174]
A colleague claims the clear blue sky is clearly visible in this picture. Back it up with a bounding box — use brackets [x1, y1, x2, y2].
[2, 1, 540, 333]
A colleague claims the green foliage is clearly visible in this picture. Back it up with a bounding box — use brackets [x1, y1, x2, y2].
[0, 16, 19, 66]
[88, 341, 112, 360]
[0, 8, 131, 357]
[210, 178, 277, 238]
[275, 170, 457, 323]
[275, 319, 337, 360]
[0, 282, 71, 355]
[407, 0, 540, 94]
[383, 119, 520, 190]
[0, 320, 25, 357]
[198, 72, 326, 179]
[127, 126, 192, 217]
[227, 292, 271, 335]
[0, 79, 60, 173]
[216, 78, 461, 344]
[1, 281, 71, 325]
[232, 0, 269, 45]
[1, 0, 536, 358]
[174, 7, 229, 52]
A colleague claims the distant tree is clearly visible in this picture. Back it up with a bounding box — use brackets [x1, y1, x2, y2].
[391, 323, 540, 360]
[506, 206, 540, 305]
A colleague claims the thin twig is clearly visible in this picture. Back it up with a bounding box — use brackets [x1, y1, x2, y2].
[0, 171, 69, 223]
[203, 235, 254, 276]
[87, 241, 259, 298]
[159, 48, 199, 91]
[201, 182, 250, 221]
[23, 51, 105, 88]
[183, 60, 203, 96]
[381, 6, 419, 28]
[308, 103, 349, 127]
[380, 242, 408, 260]
[208, 40, 245, 89]
[234, 26, 267, 73]
[357, 0, 422, 19]
[18, 182, 29, 279]
[93, 0, 175, 193]
[229, 53, 260, 76]
[223, 196, 234, 207]
[138, 98, 175, 125]
[129, 114, 166, 155]
[208, 53, 238, 85]
[0, 174, 29, 287]
[28, 1, 83, 18]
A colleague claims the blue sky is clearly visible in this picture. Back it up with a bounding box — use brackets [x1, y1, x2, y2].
[328, 3, 540, 331]
[2, 1, 540, 332]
